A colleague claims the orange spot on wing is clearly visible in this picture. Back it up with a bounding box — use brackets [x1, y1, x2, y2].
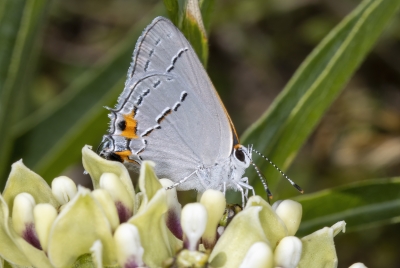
[121, 111, 138, 139]
[115, 150, 139, 165]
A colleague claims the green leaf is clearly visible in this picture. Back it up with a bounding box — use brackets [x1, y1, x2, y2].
[181, 0, 209, 66]
[163, 0, 209, 66]
[295, 178, 400, 236]
[199, 0, 215, 32]
[9, 4, 165, 182]
[163, 0, 185, 27]
[0, 0, 49, 187]
[241, 0, 400, 193]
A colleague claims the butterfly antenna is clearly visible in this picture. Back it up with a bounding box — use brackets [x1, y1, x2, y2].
[250, 161, 273, 200]
[242, 148, 273, 200]
[96, 140, 106, 155]
[251, 148, 304, 194]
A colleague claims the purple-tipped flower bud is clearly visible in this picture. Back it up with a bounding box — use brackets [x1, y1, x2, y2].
[100, 173, 134, 223]
[12, 193, 41, 250]
[181, 203, 207, 251]
[160, 179, 182, 239]
[114, 223, 145, 268]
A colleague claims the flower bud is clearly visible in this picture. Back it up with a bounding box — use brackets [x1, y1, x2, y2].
[114, 223, 145, 268]
[181, 203, 207, 251]
[92, 189, 120, 232]
[349, 263, 367, 268]
[274, 236, 302, 268]
[12, 193, 41, 250]
[33, 203, 57, 252]
[100, 173, 134, 223]
[200, 189, 226, 249]
[273, 200, 302, 235]
[51, 176, 77, 205]
[160, 179, 182, 239]
[239, 242, 273, 268]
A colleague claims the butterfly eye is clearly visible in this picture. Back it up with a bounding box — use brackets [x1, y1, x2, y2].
[235, 148, 246, 162]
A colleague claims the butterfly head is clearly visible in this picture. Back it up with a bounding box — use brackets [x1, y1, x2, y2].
[232, 144, 252, 169]
[98, 135, 120, 162]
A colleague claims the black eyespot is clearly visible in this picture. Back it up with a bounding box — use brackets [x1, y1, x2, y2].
[235, 149, 245, 162]
[108, 152, 123, 162]
[118, 120, 126, 131]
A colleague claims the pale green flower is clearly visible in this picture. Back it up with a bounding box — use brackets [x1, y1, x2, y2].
[0, 145, 364, 267]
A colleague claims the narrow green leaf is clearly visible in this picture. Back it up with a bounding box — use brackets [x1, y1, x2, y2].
[163, 0, 209, 66]
[163, 0, 186, 27]
[10, 4, 165, 181]
[295, 178, 400, 236]
[0, 0, 49, 186]
[181, 0, 209, 66]
[241, 0, 400, 192]
[199, 0, 215, 31]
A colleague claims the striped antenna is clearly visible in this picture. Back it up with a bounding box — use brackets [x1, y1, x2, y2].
[251, 148, 304, 194]
[96, 137, 108, 155]
[250, 161, 273, 200]
[242, 148, 273, 200]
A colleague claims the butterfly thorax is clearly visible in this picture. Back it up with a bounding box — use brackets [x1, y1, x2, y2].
[188, 157, 239, 191]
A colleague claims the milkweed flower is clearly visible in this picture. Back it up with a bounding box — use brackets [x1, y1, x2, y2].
[0, 145, 364, 267]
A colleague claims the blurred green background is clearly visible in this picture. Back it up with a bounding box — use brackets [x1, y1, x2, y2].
[1, 0, 400, 266]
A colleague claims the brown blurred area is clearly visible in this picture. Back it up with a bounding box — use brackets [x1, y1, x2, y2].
[34, 0, 400, 266]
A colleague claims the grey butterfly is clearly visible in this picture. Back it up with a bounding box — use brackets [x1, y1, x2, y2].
[99, 17, 300, 202]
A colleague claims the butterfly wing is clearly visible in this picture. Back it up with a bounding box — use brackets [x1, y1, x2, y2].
[107, 17, 236, 190]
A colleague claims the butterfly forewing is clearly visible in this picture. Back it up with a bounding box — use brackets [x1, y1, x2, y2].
[108, 17, 235, 189]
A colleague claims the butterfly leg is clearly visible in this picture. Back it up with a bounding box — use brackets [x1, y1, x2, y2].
[237, 177, 255, 199]
[165, 170, 197, 190]
[236, 184, 245, 208]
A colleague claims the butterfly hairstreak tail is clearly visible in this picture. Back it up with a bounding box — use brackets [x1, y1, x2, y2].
[98, 16, 302, 205]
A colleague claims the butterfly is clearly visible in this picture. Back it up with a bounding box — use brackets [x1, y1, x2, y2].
[98, 17, 302, 204]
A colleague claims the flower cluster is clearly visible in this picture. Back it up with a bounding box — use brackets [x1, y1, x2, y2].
[0, 145, 364, 267]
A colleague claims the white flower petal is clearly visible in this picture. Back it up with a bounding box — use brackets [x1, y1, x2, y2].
[273, 199, 302, 236]
[239, 242, 273, 268]
[51, 176, 77, 205]
[274, 236, 302, 268]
